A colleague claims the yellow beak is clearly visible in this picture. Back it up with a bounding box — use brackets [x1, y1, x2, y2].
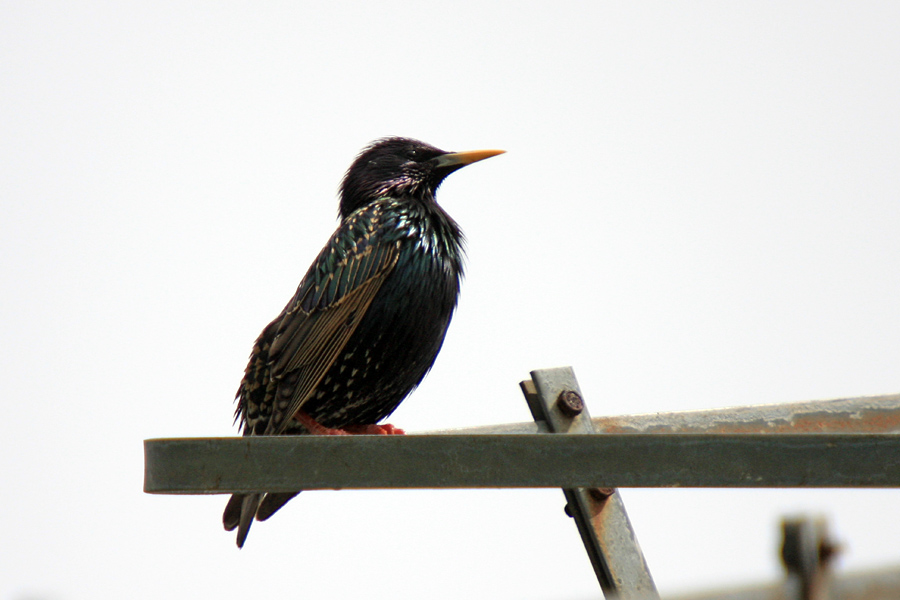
[432, 149, 506, 170]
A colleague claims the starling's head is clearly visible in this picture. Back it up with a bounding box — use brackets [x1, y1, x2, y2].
[339, 137, 504, 218]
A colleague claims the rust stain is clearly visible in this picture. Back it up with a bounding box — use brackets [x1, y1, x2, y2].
[593, 408, 900, 434]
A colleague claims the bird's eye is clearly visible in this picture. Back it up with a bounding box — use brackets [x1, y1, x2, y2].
[404, 148, 419, 160]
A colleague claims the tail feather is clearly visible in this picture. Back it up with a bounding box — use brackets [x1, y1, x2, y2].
[236, 494, 261, 548]
[256, 491, 301, 521]
[223, 491, 302, 547]
[223, 494, 244, 531]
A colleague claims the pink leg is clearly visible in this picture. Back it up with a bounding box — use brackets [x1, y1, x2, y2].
[343, 423, 406, 435]
[293, 410, 405, 435]
[293, 410, 350, 435]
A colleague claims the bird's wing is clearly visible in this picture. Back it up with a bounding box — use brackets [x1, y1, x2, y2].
[264, 214, 400, 434]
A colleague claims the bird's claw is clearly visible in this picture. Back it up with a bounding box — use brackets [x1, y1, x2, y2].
[293, 410, 405, 435]
[343, 423, 406, 435]
[293, 410, 350, 435]
[374, 423, 405, 435]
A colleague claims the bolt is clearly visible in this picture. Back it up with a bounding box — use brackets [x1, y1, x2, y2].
[588, 487, 616, 501]
[819, 539, 840, 566]
[557, 390, 584, 417]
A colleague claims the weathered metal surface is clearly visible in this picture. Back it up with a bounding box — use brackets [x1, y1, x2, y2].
[592, 394, 900, 435]
[144, 432, 900, 493]
[424, 394, 900, 436]
[525, 367, 659, 600]
[832, 567, 900, 600]
[668, 566, 900, 600]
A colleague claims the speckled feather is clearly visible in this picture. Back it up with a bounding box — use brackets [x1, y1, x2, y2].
[222, 138, 500, 548]
[237, 196, 463, 437]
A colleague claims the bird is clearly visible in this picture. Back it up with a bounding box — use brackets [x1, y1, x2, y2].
[222, 137, 504, 547]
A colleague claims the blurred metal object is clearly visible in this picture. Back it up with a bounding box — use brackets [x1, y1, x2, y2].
[781, 516, 839, 600]
[669, 567, 900, 600]
[669, 517, 900, 600]
[522, 367, 659, 600]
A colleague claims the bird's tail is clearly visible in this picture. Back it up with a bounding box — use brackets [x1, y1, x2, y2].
[223, 491, 301, 548]
[256, 491, 301, 521]
[223, 493, 260, 548]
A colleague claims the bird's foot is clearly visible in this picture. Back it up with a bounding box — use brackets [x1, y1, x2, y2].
[293, 410, 350, 435]
[343, 423, 406, 435]
[293, 411, 405, 435]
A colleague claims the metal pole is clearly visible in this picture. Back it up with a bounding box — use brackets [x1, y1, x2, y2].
[782, 516, 839, 600]
[522, 367, 660, 600]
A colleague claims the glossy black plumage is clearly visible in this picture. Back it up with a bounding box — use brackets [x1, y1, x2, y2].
[223, 137, 503, 547]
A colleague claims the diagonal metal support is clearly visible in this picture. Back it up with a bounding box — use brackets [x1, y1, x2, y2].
[521, 367, 660, 600]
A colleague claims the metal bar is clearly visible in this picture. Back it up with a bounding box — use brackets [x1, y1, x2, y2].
[524, 367, 659, 599]
[831, 567, 900, 600]
[668, 566, 900, 600]
[590, 394, 900, 435]
[144, 432, 900, 493]
[423, 393, 900, 436]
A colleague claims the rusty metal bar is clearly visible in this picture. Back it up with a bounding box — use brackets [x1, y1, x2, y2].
[425, 393, 900, 436]
[522, 367, 659, 600]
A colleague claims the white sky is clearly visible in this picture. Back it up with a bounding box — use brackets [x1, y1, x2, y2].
[2, 2, 899, 599]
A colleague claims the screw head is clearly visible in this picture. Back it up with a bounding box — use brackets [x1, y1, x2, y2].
[589, 487, 615, 501]
[557, 390, 584, 417]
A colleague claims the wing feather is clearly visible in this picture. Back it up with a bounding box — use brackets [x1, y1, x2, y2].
[263, 228, 400, 435]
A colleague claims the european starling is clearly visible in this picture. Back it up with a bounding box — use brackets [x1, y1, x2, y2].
[223, 137, 504, 547]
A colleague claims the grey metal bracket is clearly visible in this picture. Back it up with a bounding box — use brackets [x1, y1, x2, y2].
[521, 367, 659, 600]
